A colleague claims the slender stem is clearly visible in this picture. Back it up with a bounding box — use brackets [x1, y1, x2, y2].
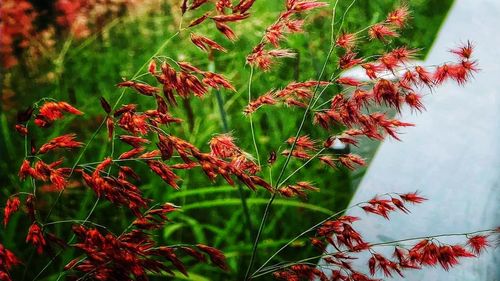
[43, 219, 108, 231]
[248, 67, 261, 167]
[310, 0, 357, 108]
[78, 156, 166, 166]
[215, 91, 230, 132]
[244, 192, 276, 280]
[277, 148, 326, 187]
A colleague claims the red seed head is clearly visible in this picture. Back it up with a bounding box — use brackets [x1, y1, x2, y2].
[466, 235, 490, 254]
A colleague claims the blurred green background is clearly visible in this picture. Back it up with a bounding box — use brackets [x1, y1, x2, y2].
[0, 0, 453, 280]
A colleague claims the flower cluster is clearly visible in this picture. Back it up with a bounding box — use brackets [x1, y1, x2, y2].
[244, 4, 478, 188]
[6, 48, 246, 278]
[0, 244, 20, 281]
[183, 0, 258, 53]
[244, 81, 331, 114]
[7, 91, 234, 279]
[34, 101, 84, 128]
[273, 193, 498, 281]
[246, 0, 327, 70]
[65, 223, 228, 280]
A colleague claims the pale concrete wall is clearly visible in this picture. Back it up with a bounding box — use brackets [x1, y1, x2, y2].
[319, 0, 500, 280]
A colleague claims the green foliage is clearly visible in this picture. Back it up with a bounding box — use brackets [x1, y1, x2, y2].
[0, 0, 452, 280]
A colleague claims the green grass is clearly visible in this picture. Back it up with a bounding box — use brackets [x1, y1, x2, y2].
[0, 0, 453, 280]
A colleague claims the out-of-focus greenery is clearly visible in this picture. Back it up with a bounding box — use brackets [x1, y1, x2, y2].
[0, 0, 453, 280]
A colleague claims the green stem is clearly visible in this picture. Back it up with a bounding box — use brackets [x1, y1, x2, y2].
[248, 67, 261, 166]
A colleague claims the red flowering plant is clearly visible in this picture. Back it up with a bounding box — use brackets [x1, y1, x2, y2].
[1, 1, 499, 281]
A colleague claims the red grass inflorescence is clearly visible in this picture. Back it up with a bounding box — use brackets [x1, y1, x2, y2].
[2, 1, 498, 281]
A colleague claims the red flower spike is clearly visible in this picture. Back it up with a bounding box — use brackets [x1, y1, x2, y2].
[188, 12, 211, 27]
[338, 154, 365, 170]
[284, 97, 306, 107]
[211, 13, 250, 23]
[99, 96, 112, 114]
[285, 19, 304, 33]
[146, 160, 179, 189]
[119, 135, 150, 148]
[337, 77, 363, 87]
[362, 63, 384, 79]
[215, 22, 237, 41]
[26, 223, 46, 254]
[399, 192, 427, 204]
[197, 244, 228, 271]
[3, 197, 20, 227]
[373, 79, 401, 111]
[35, 101, 83, 127]
[106, 117, 114, 141]
[450, 41, 474, 60]
[0, 243, 21, 276]
[291, 1, 328, 12]
[336, 32, 357, 50]
[233, 0, 256, 13]
[386, 4, 411, 27]
[180, 246, 207, 262]
[190, 33, 227, 53]
[265, 23, 286, 47]
[390, 47, 418, 63]
[287, 135, 317, 151]
[190, 0, 210, 10]
[415, 66, 434, 86]
[339, 52, 363, 70]
[467, 235, 490, 254]
[391, 197, 410, 213]
[369, 24, 399, 41]
[451, 245, 476, 258]
[202, 72, 235, 91]
[268, 151, 277, 165]
[210, 134, 239, 158]
[281, 148, 311, 160]
[437, 245, 460, 271]
[268, 49, 296, 59]
[434, 64, 453, 85]
[244, 91, 277, 114]
[405, 93, 425, 112]
[117, 81, 159, 96]
[368, 255, 377, 276]
[148, 60, 156, 75]
[38, 133, 83, 154]
[19, 159, 35, 180]
[118, 147, 145, 160]
[319, 155, 336, 168]
[380, 53, 399, 72]
[14, 124, 28, 136]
